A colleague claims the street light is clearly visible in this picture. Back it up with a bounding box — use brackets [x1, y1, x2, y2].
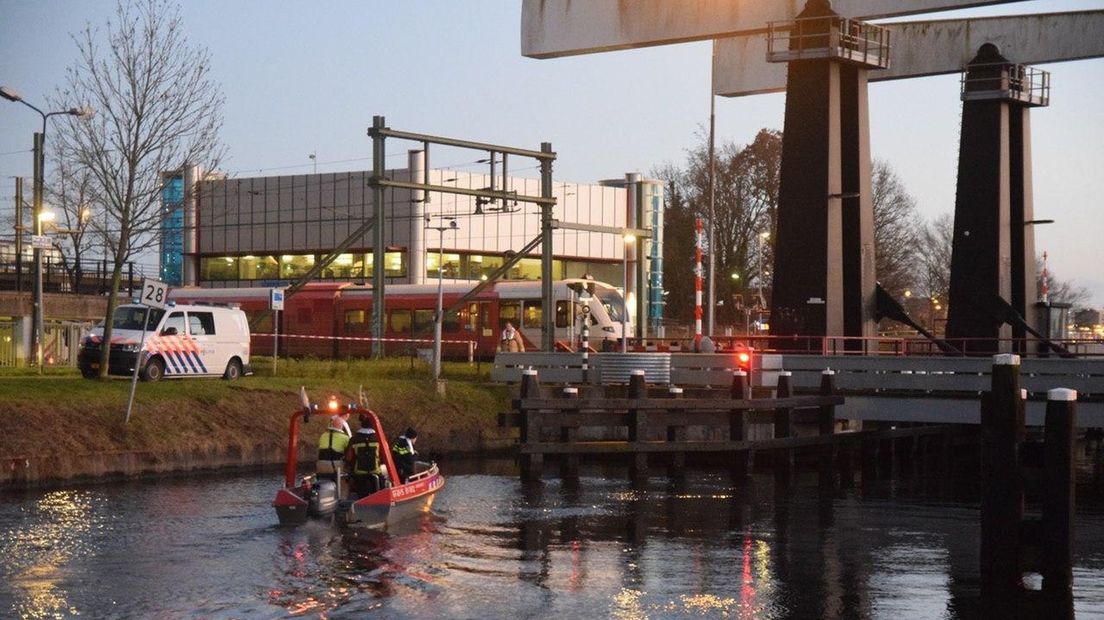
[1, 85, 93, 371]
[622, 233, 636, 352]
[426, 218, 458, 381]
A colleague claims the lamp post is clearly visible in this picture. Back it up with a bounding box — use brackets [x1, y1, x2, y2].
[622, 234, 636, 352]
[1, 86, 93, 371]
[427, 218, 458, 381]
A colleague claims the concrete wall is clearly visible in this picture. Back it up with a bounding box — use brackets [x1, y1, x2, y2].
[0, 292, 108, 321]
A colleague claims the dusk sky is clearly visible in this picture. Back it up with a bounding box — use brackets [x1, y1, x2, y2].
[2, 0, 1101, 305]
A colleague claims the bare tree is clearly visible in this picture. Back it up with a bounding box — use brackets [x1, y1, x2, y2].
[44, 149, 101, 292]
[871, 159, 920, 298]
[914, 214, 953, 330]
[52, 0, 225, 378]
[673, 129, 782, 324]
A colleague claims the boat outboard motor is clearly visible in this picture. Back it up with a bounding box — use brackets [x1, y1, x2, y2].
[309, 479, 339, 517]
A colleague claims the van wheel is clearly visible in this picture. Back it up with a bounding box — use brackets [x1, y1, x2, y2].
[141, 357, 165, 382]
[223, 358, 243, 381]
[80, 367, 98, 380]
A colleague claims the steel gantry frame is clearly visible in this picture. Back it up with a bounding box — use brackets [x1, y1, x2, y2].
[367, 116, 558, 355]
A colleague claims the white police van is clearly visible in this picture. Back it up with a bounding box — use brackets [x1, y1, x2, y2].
[79, 303, 252, 381]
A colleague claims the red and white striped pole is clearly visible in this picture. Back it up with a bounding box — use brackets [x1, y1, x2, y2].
[695, 218, 704, 350]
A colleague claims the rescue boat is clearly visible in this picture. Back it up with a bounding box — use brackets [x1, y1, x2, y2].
[273, 389, 444, 528]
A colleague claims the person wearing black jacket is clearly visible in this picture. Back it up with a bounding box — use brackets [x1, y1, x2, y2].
[392, 427, 418, 483]
[346, 415, 383, 496]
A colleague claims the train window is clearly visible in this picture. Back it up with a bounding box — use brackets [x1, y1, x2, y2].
[443, 309, 460, 332]
[389, 309, 412, 334]
[413, 309, 434, 333]
[522, 300, 542, 329]
[344, 309, 367, 333]
[555, 300, 571, 328]
[500, 301, 520, 327]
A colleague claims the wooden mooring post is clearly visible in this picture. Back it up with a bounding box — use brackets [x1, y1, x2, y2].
[519, 368, 542, 481]
[773, 371, 795, 482]
[980, 354, 1077, 614]
[730, 370, 752, 479]
[628, 369, 648, 485]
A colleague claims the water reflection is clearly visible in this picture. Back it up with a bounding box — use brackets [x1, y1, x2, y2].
[0, 464, 1102, 618]
[0, 490, 105, 619]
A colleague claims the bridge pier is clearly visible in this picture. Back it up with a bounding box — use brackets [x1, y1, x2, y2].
[769, 1, 881, 346]
[946, 45, 1049, 354]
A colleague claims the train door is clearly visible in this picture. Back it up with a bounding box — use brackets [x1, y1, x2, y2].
[465, 301, 493, 355]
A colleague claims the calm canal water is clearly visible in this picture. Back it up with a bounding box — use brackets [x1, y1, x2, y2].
[3, 460, 1104, 619]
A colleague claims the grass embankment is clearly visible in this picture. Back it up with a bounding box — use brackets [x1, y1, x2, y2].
[0, 358, 512, 485]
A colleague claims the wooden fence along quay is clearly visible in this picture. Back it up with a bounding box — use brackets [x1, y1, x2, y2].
[496, 351, 1087, 615]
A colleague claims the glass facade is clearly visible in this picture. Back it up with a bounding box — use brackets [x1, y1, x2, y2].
[160, 174, 185, 285]
[197, 250, 623, 290]
[199, 251, 406, 283]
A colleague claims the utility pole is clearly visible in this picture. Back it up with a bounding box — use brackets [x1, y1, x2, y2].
[540, 142, 555, 352]
[370, 116, 386, 359]
[32, 131, 44, 371]
[14, 177, 23, 293]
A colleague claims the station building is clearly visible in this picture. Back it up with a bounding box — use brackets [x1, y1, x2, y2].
[159, 151, 666, 334]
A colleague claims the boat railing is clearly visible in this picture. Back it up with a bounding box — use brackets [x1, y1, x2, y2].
[405, 461, 438, 484]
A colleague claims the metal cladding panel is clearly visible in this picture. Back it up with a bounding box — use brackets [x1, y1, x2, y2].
[522, 0, 1028, 58]
[196, 167, 628, 267]
[291, 176, 307, 250]
[714, 11, 1104, 97]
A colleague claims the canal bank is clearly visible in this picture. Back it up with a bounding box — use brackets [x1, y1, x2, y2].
[0, 359, 513, 489]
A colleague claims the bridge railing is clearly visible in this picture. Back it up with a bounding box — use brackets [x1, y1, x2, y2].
[759, 354, 1104, 397]
[494, 352, 1104, 426]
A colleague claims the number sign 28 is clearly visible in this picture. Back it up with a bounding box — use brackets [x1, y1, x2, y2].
[141, 279, 170, 310]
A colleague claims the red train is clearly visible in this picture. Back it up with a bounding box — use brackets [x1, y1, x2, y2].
[169, 278, 630, 359]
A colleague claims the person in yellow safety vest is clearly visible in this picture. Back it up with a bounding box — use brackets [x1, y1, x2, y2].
[392, 427, 418, 483]
[345, 414, 383, 496]
[316, 416, 351, 482]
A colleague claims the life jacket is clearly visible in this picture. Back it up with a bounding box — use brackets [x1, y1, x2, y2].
[348, 431, 381, 475]
[392, 436, 415, 458]
[317, 428, 350, 461]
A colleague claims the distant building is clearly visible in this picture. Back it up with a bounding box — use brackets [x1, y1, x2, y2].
[160, 151, 665, 334]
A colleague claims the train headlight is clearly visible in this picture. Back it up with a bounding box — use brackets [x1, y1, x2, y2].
[328, 396, 340, 412]
[602, 326, 615, 333]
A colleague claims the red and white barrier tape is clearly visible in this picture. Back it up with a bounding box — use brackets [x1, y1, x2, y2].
[260, 333, 476, 345]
